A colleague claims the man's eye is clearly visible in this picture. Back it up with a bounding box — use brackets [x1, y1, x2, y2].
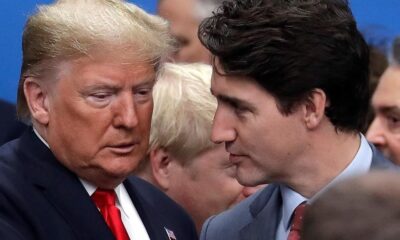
[85, 92, 113, 107]
[386, 115, 400, 130]
[90, 93, 111, 101]
[231, 102, 248, 115]
[134, 87, 153, 102]
[137, 89, 151, 96]
[389, 116, 399, 122]
[235, 105, 248, 114]
[175, 37, 189, 48]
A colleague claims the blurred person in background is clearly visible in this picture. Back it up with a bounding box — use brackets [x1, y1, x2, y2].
[158, 0, 225, 63]
[367, 37, 400, 165]
[302, 171, 400, 240]
[135, 63, 264, 233]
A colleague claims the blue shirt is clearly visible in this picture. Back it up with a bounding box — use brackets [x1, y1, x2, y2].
[276, 134, 372, 240]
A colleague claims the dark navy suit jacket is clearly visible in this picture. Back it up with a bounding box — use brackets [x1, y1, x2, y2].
[0, 99, 26, 146]
[200, 144, 398, 240]
[0, 128, 198, 240]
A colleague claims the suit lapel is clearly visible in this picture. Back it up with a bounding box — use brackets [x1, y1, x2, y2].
[239, 185, 282, 240]
[42, 178, 115, 240]
[123, 179, 169, 240]
[21, 129, 115, 240]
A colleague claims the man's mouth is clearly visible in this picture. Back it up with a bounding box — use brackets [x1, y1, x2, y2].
[229, 153, 245, 164]
[108, 142, 138, 154]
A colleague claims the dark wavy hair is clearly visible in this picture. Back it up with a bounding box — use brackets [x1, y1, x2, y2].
[198, 0, 370, 132]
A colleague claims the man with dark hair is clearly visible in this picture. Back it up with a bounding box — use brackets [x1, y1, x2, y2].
[197, 0, 397, 239]
[302, 171, 400, 240]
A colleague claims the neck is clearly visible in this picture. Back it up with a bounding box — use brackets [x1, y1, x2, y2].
[286, 127, 361, 198]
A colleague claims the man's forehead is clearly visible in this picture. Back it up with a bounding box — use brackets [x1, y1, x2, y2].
[373, 72, 400, 111]
[54, 56, 155, 85]
[158, 0, 196, 21]
[374, 67, 400, 99]
[210, 70, 265, 104]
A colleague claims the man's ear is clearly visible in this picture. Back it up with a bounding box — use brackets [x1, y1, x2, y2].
[23, 77, 50, 125]
[149, 147, 172, 191]
[302, 88, 328, 130]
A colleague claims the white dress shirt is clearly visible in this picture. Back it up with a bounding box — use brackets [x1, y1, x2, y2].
[81, 179, 150, 240]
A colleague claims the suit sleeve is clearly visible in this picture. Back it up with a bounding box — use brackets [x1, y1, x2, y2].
[0, 218, 26, 240]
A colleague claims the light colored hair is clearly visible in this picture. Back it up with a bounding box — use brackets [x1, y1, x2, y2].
[150, 62, 215, 163]
[18, 0, 175, 120]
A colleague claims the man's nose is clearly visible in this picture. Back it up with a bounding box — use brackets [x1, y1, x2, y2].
[211, 107, 236, 144]
[366, 117, 387, 147]
[113, 94, 138, 129]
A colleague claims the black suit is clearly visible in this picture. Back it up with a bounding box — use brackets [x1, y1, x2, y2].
[0, 99, 26, 146]
[0, 128, 198, 240]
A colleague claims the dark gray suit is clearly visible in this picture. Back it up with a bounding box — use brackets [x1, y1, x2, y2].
[200, 144, 397, 240]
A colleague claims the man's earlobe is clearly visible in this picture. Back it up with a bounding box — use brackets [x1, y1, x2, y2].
[24, 77, 50, 125]
[149, 148, 172, 191]
[303, 88, 328, 129]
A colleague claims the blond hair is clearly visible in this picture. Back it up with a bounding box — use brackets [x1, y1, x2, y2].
[18, 0, 174, 120]
[150, 63, 215, 163]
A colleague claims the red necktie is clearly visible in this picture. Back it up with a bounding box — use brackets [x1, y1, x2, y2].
[287, 203, 307, 240]
[91, 189, 130, 240]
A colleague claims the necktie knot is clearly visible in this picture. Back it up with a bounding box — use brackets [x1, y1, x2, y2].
[92, 189, 116, 208]
[288, 202, 307, 240]
[91, 188, 130, 240]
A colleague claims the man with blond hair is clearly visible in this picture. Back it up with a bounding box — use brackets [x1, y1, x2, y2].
[0, 1, 197, 239]
[135, 63, 263, 234]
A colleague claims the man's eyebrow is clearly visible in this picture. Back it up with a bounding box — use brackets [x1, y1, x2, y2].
[82, 84, 119, 92]
[135, 77, 155, 87]
[81, 76, 155, 92]
[210, 88, 242, 103]
[379, 106, 400, 115]
[211, 89, 256, 112]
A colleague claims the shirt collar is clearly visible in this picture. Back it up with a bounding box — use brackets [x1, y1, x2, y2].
[80, 179, 131, 219]
[280, 134, 372, 230]
[280, 185, 307, 230]
[33, 128, 49, 148]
